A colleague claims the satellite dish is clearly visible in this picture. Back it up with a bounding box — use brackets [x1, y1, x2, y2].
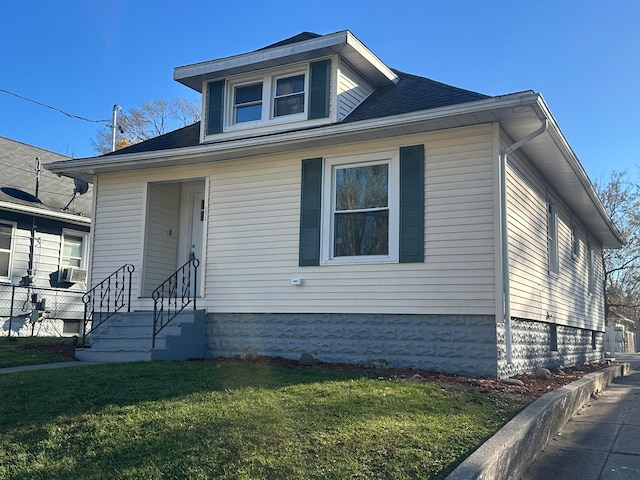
[74, 178, 89, 195]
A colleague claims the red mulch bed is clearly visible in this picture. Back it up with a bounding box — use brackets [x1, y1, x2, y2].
[203, 355, 619, 400]
[16, 340, 77, 359]
[16, 341, 618, 400]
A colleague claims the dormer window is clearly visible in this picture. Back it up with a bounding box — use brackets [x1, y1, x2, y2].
[234, 83, 263, 123]
[274, 74, 305, 117]
[204, 59, 331, 136]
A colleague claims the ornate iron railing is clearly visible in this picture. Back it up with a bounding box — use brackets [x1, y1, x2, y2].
[152, 256, 199, 348]
[81, 264, 135, 346]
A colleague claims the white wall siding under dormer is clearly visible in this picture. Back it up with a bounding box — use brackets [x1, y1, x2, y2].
[337, 61, 374, 121]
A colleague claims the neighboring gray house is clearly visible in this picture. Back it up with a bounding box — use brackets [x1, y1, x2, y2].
[49, 31, 623, 377]
[0, 136, 92, 336]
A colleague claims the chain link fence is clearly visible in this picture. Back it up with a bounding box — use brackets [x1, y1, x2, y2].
[0, 284, 85, 338]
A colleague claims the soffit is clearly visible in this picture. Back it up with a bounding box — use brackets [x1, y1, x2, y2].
[173, 30, 398, 92]
[46, 92, 622, 248]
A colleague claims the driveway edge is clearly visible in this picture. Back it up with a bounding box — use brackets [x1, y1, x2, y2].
[445, 363, 630, 480]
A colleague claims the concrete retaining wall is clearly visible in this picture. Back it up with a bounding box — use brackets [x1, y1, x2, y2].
[446, 363, 629, 480]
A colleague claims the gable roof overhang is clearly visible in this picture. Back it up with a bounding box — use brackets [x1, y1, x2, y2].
[173, 30, 399, 92]
[47, 91, 623, 248]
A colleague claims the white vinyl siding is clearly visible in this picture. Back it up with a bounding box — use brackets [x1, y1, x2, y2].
[337, 62, 373, 121]
[505, 144, 604, 331]
[91, 125, 495, 315]
[206, 125, 495, 315]
[90, 175, 146, 291]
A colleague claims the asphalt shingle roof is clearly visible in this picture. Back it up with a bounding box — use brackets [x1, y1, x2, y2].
[105, 33, 491, 158]
[0, 137, 92, 218]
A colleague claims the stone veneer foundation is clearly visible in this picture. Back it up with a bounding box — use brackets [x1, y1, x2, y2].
[207, 313, 498, 378]
[206, 313, 604, 379]
[497, 318, 603, 378]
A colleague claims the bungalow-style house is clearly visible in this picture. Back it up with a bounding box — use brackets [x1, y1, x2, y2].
[0, 136, 92, 336]
[48, 31, 623, 378]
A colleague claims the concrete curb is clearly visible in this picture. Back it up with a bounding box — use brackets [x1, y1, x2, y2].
[445, 363, 630, 480]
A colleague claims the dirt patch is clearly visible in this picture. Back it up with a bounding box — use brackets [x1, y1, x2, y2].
[202, 355, 619, 400]
[16, 339, 77, 359]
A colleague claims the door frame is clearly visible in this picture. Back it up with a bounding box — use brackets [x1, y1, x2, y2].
[178, 180, 207, 297]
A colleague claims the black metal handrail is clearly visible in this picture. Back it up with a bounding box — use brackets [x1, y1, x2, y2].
[152, 256, 199, 348]
[81, 264, 135, 345]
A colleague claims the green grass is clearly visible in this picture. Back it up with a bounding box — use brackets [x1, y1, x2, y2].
[0, 361, 529, 479]
[0, 337, 73, 368]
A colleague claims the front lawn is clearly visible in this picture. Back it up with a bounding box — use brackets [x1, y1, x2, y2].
[0, 337, 75, 368]
[0, 361, 529, 479]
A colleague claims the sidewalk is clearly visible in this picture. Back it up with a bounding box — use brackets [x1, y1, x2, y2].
[0, 360, 100, 374]
[522, 353, 640, 480]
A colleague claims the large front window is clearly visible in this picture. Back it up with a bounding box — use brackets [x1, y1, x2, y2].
[322, 151, 399, 264]
[0, 222, 14, 279]
[334, 163, 389, 256]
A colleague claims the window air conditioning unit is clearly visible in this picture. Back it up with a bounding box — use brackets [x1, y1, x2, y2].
[60, 267, 87, 284]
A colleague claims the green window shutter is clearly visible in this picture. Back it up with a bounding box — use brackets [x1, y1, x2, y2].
[299, 157, 323, 266]
[399, 145, 425, 263]
[309, 59, 331, 119]
[206, 80, 224, 135]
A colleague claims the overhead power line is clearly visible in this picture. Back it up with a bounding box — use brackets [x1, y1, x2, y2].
[0, 88, 111, 125]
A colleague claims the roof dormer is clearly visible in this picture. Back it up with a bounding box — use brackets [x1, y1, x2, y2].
[173, 30, 398, 143]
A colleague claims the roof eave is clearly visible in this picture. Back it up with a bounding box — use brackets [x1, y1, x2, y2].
[46, 91, 622, 248]
[173, 30, 398, 92]
[0, 201, 91, 225]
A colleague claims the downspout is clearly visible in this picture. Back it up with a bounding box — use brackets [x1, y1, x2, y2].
[500, 118, 548, 364]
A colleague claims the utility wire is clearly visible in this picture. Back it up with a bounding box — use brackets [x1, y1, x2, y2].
[0, 88, 111, 125]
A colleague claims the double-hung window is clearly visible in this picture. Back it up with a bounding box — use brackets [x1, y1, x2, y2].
[233, 83, 263, 123]
[0, 222, 15, 280]
[570, 221, 580, 259]
[228, 71, 307, 127]
[60, 230, 88, 283]
[547, 197, 559, 275]
[587, 238, 596, 294]
[299, 145, 424, 267]
[274, 74, 305, 117]
[322, 151, 399, 263]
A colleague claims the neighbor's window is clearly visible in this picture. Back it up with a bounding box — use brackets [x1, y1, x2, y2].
[233, 82, 263, 123]
[0, 222, 15, 279]
[547, 198, 559, 275]
[61, 232, 87, 269]
[322, 151, 399, 264]
[274, 74, 305, 117]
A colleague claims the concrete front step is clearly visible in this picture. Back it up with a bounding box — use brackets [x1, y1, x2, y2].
[75, 348, 153, 362]
[80, 309, 206, 363]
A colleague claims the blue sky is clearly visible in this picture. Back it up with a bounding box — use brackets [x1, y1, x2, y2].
[1, 0, 638, 183]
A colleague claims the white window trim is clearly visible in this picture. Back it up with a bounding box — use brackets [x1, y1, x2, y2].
[570, 220, 580, 260]
[224, 67, 309, 132]
[0, 221, 16, 282]
[587, 237, 596, 294]
[320, 150, 399, 265]
[547, 195, 559, 276]
[59, 229, 89, 280]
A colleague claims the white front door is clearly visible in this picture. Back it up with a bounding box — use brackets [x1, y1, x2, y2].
[179, 181, 206, 297]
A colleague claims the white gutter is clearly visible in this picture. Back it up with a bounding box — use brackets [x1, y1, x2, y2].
[0, 200, 90, 225]
[48, 91, 540, 175]
[499, 118, 549, 364]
